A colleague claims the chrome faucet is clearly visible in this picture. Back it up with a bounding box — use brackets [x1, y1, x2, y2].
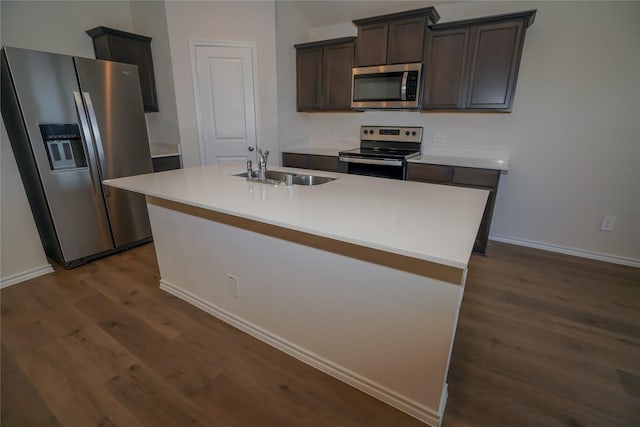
[246, 159, 253, 179]
[257, 148, 269, 181]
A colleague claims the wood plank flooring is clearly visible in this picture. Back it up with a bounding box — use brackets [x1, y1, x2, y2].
[2, 242, 639, 427]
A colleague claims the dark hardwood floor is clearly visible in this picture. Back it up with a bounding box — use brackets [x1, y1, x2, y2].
[2, 242, 639, 427]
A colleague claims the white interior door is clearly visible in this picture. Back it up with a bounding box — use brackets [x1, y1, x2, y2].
[194, 43, 258, 164]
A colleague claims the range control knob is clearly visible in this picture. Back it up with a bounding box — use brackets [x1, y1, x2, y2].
[363, 130, 369, 135]
[370, 129, 376, 134]
[412, 131, 417, 136]
[405, 131, 410, 136]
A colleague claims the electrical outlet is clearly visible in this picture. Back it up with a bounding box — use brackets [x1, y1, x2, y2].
[600, 216, 616, 232]
[433, 134, 447, 143]
[227, 274, 239, 297]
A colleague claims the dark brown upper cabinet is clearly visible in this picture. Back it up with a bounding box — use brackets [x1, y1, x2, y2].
[295, 37, 356, 112]
[87, 26, 159, 112]
[353, 7, 440, 67]
[422, 10, 536, 112]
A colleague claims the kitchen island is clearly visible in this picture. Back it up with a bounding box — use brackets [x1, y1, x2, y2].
[104, 162, 488, 426]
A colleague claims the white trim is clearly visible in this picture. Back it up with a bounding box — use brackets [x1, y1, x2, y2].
[159, 279, 442, 427]
[1, 263, 54, 289]
[489, 234, 640, 268]
[190, 40, 261, 166]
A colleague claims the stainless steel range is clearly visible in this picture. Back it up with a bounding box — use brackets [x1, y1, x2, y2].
[339, 126, 423, 179]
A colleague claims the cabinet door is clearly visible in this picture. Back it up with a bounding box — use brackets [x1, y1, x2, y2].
[466, 20, 525, 111]
[422, 28, 470, 110]
[387, 16, 426, 64]
[355, 23, 388, 66]
[469, 187, 496, 254]
[107, 37, 159, 112]
[296, 47, 323, 111]
[323, 42, 354, 111]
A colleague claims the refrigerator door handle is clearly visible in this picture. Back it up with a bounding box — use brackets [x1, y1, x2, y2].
[73, 91, 102, 197]
[81, 92, 108, 185]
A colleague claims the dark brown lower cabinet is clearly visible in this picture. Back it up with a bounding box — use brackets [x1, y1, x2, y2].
[282, 153, 339, 172]
[406, 162, 501, 254]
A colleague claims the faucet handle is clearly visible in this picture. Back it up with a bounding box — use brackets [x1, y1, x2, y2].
[257, 148, 269, 164]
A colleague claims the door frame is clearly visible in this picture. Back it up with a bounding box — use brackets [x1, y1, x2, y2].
[190, 40, 262, 165]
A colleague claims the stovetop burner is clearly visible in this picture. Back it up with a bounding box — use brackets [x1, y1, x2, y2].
[339, 147, 420, 160]
[339, 126, 423, 160]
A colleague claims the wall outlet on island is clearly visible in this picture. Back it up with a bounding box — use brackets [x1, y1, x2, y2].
[228, 274, 240, 297]
[600, 215, 616, 232]
[433, 134, 447, 143]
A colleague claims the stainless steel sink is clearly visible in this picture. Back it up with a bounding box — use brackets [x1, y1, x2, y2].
[292, 175, 336, 186]
[233, 171, 336, 186]
[233, 170, 290, 181]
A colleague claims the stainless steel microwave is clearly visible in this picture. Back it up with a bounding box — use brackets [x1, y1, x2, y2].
[351, 63, 422, 110]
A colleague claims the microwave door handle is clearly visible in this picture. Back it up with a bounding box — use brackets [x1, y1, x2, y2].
[400, 71, 408, 101]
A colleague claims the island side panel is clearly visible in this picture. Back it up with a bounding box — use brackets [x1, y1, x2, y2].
[147, 200, 466, 426]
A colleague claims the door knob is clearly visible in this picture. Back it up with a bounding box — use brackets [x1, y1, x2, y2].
[248, 146, 254, 152]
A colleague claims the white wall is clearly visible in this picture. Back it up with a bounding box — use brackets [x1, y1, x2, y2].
[129, 1, 181, 147]
[276, 1, 640, 264]
[1, 0, 134, 57]
[164, 0, 279, 167]
[0, 122, 51, 283]
[0, 0, 181, 146]
[275, 2, 311, 151]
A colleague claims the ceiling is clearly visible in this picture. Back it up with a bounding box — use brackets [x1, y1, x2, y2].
[286, 0, 447, 28]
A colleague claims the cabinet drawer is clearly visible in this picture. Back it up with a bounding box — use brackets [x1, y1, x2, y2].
[308, 155, 338, 172]
[152, 155, 181, 172]
[406, 163, 451, 183]
[282, 153, 308, 169]
[452, 167, 500, 187]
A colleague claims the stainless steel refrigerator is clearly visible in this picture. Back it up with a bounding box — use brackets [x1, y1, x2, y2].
[1, 46, 153, 268]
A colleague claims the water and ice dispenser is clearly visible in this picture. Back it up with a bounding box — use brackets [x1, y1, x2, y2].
[39, 123, 87, 171]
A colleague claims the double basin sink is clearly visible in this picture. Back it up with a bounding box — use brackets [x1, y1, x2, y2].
[234, 170, 336, 186]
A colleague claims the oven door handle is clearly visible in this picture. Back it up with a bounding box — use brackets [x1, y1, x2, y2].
[339, 156, 403, 167]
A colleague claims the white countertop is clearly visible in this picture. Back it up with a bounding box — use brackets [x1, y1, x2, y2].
[104, 162, 488, 269]
[284, 144, 509, 171]
[150, 143, 181, 158]
[282, 146, 345, 157]
[412, 145, 510, 171]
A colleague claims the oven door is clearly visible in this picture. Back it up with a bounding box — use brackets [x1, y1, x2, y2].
[351, 63, 421, 110]
[338, 156, 406, 180]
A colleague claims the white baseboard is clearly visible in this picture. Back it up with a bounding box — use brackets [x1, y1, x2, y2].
[1, 263, 54, 289]
[489, 234, 640, 268]
[159, 279, 441, 427]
